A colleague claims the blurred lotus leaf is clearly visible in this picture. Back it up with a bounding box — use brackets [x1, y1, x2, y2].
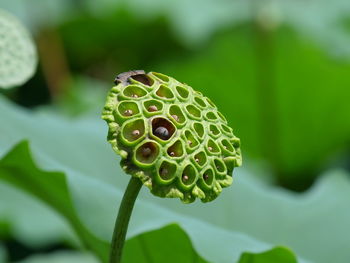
[0, 95, 350, 262]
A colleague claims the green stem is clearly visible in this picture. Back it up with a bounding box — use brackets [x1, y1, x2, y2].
[110, 177, 142, 263]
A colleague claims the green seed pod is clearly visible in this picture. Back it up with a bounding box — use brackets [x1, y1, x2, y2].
[102, 70, 242, 203]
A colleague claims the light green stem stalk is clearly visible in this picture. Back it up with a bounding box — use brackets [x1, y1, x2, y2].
[110, 177, 142, 263]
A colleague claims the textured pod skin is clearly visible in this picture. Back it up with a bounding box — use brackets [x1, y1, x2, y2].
[102, 71, 242, 203]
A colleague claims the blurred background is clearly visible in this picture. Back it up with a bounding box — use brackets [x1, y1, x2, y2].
[1, 0, 350, 262]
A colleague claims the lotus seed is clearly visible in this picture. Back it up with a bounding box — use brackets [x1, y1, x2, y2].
[208, 146, 213, 151]
[142, 147, 152, 157]
[169, 151, 175, 156]
[182, 175, 189, 181]
[154, 126, 170, 140]
[172, 114, 179, 121]
[148, 105, 158, 112]
[124, 109, 133, 116]
[132, 130, 140, 136]
[160, 168, 168, 175]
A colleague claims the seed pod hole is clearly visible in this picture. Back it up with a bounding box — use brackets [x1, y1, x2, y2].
[135, 141, 160, 164]
[123, 85, 147, 98]
[202, 168, 214, 186]
[169, 105, 186, 124]
[207, 139, 220, 154]
[194, 151, 207, 167]
[185, 105, 201, 119]
[152, 72, 169, 82]
[167, 140, 184, 158]
[214, 158, 226, 173]
[155, 85, 174, 99]
[221, 124, 233, 135]
[209, 124, 220, 137]
[184, 130, 199, 149]
[193, 122, 204, 138]
[122, 119, 145, 142]
[217, 111, 227, 122]
[130, 74, 153, 86]
[205, 97, 216, 108]
[117, 101, 140, 117]
[143, 100, 163, 114]
[221, 139, 234, 153]
[175, 85, 189, 99]
[194, 96, 206, 108]
[159, 160, 177, 181]
[182, 164, 196, 186]
[152, 117, 176, 141]
[206, 111, 217, 121]
[231, 137, 241, 148]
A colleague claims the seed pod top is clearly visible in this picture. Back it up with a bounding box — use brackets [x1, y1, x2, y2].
[102, 70, 242, 203]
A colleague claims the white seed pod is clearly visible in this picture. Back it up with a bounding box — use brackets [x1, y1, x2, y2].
[0, 9, 37, 89]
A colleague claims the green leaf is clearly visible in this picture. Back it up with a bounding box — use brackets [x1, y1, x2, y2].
[0, 182, 76, 248]
[0, 245, 6, 263]
[0, 140, 298, 263]
[0, 94, 348, 263]
[239, 247, 297, 263]
[124, 224, 209, 263]
[18, 251, 99, 263]
[0, 9, 37, 88]
[158, 26, 350, 187]
[0, 140, 109, 263]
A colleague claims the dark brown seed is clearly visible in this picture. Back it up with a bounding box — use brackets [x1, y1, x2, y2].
[148, 105, 158, 112]
[154, 126, 170, 140]
[124, 109, 133, 116]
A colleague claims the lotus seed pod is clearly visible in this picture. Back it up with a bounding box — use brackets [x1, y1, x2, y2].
[102, 70, 242, 203]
